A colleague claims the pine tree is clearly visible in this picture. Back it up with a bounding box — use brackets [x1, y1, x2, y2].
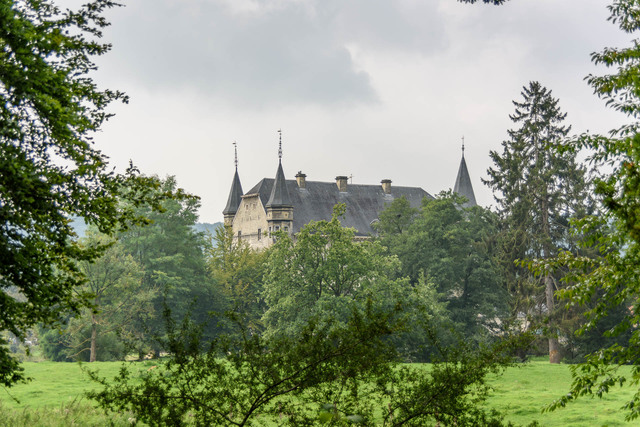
[485, 81, 590, 363]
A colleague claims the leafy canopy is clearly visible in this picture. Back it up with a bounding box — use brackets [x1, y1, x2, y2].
[0, 0, 162, 385]
[89, 205, 526, 426]
[535, 0, 640, 418]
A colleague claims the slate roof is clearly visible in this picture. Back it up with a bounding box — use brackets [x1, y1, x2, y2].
[246, 178, 432, 236]
[266, 161, 292, 208]
[453, 156, 477, 207]
[223, 169, 243, 215]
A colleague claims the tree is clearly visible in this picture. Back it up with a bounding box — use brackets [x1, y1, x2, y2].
[88, 207, 526, 426]
[0, 0, 165, 385]
[262, 205, 439, 341]
[376, 193, 508, 343]
[89, 303, 526, 426]
[43, 233, 157, 363]
[207, 225, 267, 334]
[373, 195, 419, 237]
[485, 81, 590, 363]
[117, 176, 225, 356]
[531, 0, 640, 418]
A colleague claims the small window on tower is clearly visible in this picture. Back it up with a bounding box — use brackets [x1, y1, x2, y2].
[258, 228, 262, 240]
[238, 230, 242, 240]
[284, 226, 289, 232]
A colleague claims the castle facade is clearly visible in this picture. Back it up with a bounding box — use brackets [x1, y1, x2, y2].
[223, 143, 475, 249]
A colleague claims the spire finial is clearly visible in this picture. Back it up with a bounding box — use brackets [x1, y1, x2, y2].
[278, 129, 282, 161]
[233, 141, 238, 170]
[461, 135, 465, 157]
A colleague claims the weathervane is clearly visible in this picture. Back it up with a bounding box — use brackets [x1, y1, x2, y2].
[461, 135, 465, 157]
[233, 141, 238, 170]
[278, 129, 282, 161]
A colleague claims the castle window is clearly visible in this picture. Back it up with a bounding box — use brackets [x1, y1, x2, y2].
[238, 230, 242, 240]
[258, 228, 262, 240]
[275, 226, 280, 231]
[284, 226, 289, 232]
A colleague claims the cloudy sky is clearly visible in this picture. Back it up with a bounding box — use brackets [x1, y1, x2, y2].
[75, 0, 630, 222]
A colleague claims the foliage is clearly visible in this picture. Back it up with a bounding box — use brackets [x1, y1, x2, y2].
[207, 225, 267, 334]
[376, 193, 507, 343]
[262, 203, 448, 362]
[86, 205, 525, 426]
[2, 359, 637, 426]
[88, 306, 525, 426]
[516, 0, 640, 419]
[484, 81, 590, 363]
[0, 0, 172, 386]
[373, 195, 418, 237]
[40, 233, 156, 362]
[262, 204, 408, 338]
[117, 176, 224, 356]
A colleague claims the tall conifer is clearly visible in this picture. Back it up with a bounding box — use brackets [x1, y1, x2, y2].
[485, 81, 589, 363]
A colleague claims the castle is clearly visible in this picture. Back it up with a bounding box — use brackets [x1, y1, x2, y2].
[223, 138, 476, 249]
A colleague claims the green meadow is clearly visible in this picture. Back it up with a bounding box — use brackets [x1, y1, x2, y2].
[0, 359, 635, 426]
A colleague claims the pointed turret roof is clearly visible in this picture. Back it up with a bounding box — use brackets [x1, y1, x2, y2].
[453, 142, 477, 207]
[266, 160, 292, 208]
[223, 167, 243, 215]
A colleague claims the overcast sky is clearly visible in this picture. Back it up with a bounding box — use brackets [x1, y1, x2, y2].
[75, 0, 630, 223]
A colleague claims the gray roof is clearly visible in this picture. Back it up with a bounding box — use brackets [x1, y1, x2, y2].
[223, 168, 243, 215]
[247, 178, 432, 236]
[266, 161, 292, 208]
[453, 155, 477, 207]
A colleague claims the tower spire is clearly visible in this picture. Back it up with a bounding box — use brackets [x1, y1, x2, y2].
[233, 141, 238, 170]
[453, 136, 477, 207]
[278, 129, 282, 161]
[223, 142, 244, 226]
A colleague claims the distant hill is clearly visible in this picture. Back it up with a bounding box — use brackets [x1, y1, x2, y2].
[194, 222, 223, 236]
[70, 217, 223, 238]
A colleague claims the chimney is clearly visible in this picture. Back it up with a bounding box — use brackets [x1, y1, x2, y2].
[381, 179, 392, 194]
[295, 171, 307, 188]
[336, 176, 348, 192]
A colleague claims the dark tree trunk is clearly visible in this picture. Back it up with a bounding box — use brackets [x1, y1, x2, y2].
[545, 273, 560, 363]
[90, 313, 97, 362]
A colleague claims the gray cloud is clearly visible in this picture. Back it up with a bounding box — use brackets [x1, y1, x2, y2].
[100, 1, 373, 107]
[97, 0, 453, 108]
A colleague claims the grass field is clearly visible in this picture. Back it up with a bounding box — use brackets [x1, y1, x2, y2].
[0, 359, 635, 426]
[485, 360, 635, 426]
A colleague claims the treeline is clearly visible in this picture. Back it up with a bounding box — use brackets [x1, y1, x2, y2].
[34, 82, 627, 367]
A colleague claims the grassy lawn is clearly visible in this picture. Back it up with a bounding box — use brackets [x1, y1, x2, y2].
[0, 359, 636, 426]
[485, 359, 636, 426]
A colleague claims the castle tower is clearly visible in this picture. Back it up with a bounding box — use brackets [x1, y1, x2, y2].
[266, 130, 293, 236]
[222, 143, 244, 227]
[453, 137, 477, 207]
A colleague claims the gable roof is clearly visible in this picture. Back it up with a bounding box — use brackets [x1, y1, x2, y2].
[247, 178, 432, 236]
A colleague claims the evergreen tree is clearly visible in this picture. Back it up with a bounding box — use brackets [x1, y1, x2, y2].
[485, 81, 590, 363]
